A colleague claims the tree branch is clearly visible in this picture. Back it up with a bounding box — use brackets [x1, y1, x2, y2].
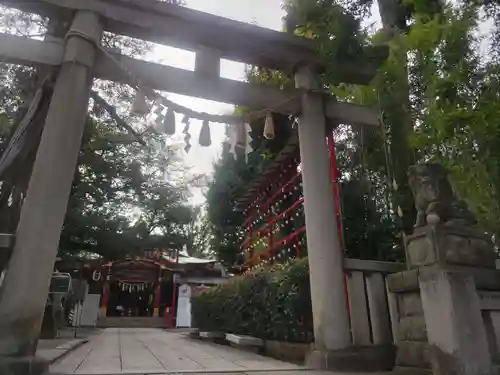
[90, 90, 146, 146]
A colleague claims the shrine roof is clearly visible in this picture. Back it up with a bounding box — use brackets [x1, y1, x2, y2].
[161, 253, 216, 265]
[234, 132, 300, 213]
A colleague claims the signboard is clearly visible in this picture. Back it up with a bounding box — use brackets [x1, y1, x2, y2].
[176, 283, 192, 328]
[50, 273, 72, 295]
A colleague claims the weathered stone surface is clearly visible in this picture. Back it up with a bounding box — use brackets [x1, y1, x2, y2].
[478, 291, 500, 311]
[225, 334, 264, 347]
[394, 163, 499, 375]
[0, 356, 48, 375]
[398, 316, 427, 342]
[306, 344, 396, 372]
[199, 332, 225, 339]
[408, 163, 476, 228]
[483, 311, 500, 363]
[406, 225, 496, 269]
[419, 267, 494, 375]
[406, 231, 436, 267]
[264, 340, 310, 363]
[396, 341, 431, 369]
[463, 267, 500, 290]
[387, 270, 419, 293]
[394, 366, 433, 375]
[440, 225, 496, 268]
[399, 292, 423, 317]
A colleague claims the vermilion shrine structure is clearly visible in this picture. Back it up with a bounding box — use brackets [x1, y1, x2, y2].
[235, 131, 342, 270]
[55, 250, 225, 327]
[2, 1, 500, 375]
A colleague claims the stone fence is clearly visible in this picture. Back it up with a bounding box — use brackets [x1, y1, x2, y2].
[342, 258, 405, 371]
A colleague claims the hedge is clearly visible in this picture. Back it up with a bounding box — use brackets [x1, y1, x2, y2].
[191, 257, 314, 343]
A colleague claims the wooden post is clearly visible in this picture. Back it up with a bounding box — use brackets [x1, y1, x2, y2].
[170, 249, 180, 328]
[0, 10, 102, 366]
[153, 275, 161, 317]
[294, 66, 352, 359]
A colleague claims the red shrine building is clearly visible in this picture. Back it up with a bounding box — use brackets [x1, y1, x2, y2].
[57, 249, 227, 328]
[235, 131, 342, 271]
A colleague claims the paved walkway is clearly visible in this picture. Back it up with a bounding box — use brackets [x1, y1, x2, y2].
[49, 328, 302, 374]
[48, 328, 391, 375]
[38, 328, 97, 364]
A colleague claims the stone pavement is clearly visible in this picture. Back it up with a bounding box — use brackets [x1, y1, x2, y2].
[48, 328, 392, 375]
[37, 327, 98, 365]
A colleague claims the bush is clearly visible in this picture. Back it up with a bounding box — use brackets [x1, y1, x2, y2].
[191, 257, 313, 343]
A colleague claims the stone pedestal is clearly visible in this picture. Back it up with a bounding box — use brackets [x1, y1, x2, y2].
[386, 162, 500, 375]
[420, 266, 492, 375]
[388, 222, 498, 375]
[405, 223, 496, 270]
[306, 345, 396, 372]
[387, 269, 431, 374]
[0, 357, 48, 375]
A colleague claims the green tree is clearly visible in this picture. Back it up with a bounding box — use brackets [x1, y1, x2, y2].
[183, 206, 213, 258]
[287, 0, 500, 243]
[0, 2, 196, 262]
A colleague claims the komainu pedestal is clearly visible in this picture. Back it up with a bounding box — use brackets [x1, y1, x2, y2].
[406, 223, 496, 270]
[389, 163, 499, 375]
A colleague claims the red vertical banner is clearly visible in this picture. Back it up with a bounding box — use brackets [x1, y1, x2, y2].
[327, 132, 343, 248]
[100, 280, 109, 317]
[267, 206, 273, 262]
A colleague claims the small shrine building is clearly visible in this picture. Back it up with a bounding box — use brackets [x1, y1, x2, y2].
[56, 249, 227, 327]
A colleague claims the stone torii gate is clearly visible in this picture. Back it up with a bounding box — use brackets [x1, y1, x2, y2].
[0, 0, 382, 373]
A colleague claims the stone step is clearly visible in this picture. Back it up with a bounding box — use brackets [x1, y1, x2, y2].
[97, 316, 165, 328]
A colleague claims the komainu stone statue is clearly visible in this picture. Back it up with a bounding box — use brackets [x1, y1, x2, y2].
[408, 163, 476, 227]
[405, 162, 495, 269]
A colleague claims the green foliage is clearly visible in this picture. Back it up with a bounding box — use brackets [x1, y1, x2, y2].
[183, 206, 214, 258]
[0, 5, 199, 261]
[205, 145, 246, 265]
[191, 257, 313, 343]
[284, 0, 367, 84]
[59, 116, 195, 259]
[324, 0, 500, 241]
[405, 1, 500, 235]
[206, 67, 295, 265]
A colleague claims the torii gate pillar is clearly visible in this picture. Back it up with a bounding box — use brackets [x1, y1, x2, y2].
[295, 66, 355, 369]
[0, 11, 102, 374]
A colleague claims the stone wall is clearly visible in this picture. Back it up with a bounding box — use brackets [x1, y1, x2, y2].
[388, 271, 430, 373]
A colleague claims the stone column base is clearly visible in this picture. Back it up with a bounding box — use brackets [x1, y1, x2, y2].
[306, 344, 396, 372]
[0, 356, 48, 375]
[393, 367, 433, 375]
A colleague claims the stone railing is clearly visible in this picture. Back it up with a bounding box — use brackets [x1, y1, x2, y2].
[344, 259, 405, 347]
